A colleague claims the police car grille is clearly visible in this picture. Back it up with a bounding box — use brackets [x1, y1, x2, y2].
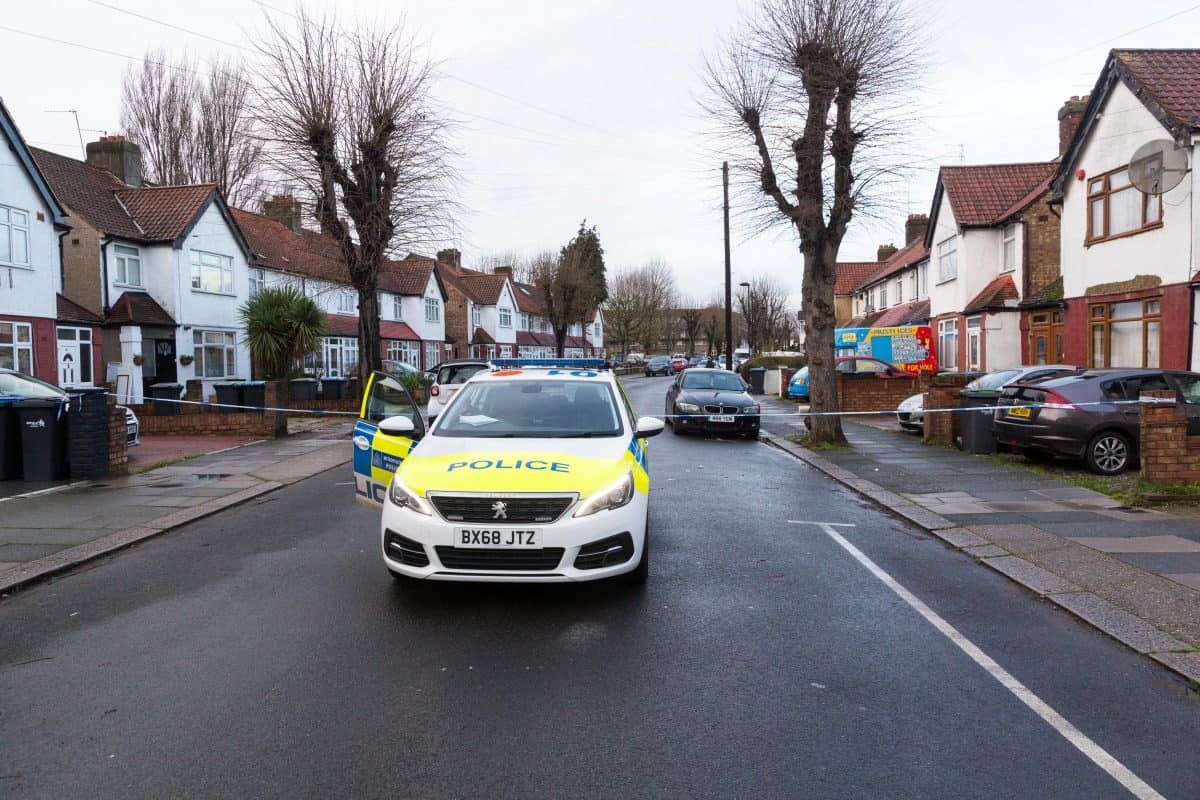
[435, 547, 565, 571]
[429, 495, 574, 523]
[704, 404, 739, 415]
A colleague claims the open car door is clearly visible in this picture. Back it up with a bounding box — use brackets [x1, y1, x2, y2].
[353, 371, 425, 507]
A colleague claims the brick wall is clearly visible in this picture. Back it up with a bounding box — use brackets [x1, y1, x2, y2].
[443, 282, 469, 359]
[62, 219, 105, 316]
[136, 411, 277, 437]
[922, 372, 978, 446]
[836, 373, 921, 413]
[1023, 195, 1061, 298]
[1140, 390, 1200, 485]
[108, 403, 128, 474]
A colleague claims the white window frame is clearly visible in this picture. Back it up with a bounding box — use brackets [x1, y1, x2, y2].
[918, 262, 929, 297]
[895, 277, 904, 305]
[0, 205, 31, 267]
[113, 244, 142, 287]
[0, 320, 34, 373]
[386, 339, 420, 367]
[937, 236, 958, 283]
[879, 282, 888, 308]
[1001, 224, 1018, 273]
[322, 336, 359, 378]
[193, 329, 238, 378]
[393, 295, 403, 321]
[471, 304, 481, 328]
[520, 312, 530, 330]
[248, 267, 265, 297]
[425, 297, 440, 322]
[966, 316, 983, 371]
[909, 270, 918, 301]
[56, 326, 94, 386]
[337, 291, 355, 314]
[190, 250, 234, 295]
[938, 318, 958, 371]
[498, 307, 512, 328]
[424, 341, 439, 369]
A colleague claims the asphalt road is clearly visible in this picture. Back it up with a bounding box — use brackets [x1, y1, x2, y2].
[3, 375, 1199, 799]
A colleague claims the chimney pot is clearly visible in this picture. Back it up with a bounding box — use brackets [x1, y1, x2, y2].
[85, 135, 143, 187]
[262, 194, 303, 234]
[904, 213, 929, 245]
[1058, 95, 1089, 157]
[877, 244, 899, 262]
[437, 248, 462, 269]
[493, 265, 513, 277]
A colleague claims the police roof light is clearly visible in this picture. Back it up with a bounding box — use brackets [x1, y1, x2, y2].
[490, 358, 609, 371]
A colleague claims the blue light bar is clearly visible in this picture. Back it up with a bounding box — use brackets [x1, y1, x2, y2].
[491, 358, 608, 370]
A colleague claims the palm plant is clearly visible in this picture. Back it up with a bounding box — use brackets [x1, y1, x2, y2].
[240, 286, 327, 379]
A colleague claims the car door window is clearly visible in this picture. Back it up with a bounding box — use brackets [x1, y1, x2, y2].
[1171, 374, 1200, 404]
[366, 373, 423, 434]
[835, 360, 854, 373]
[856, 359, 889, 374]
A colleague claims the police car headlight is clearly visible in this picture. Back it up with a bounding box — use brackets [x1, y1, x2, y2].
[677, 402, 700, 413]
[388, 476, 433, 516]
[573, 472, 634, 518]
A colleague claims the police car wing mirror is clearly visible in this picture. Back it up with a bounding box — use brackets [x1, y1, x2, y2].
[635, 416, 665, 438]
[379, 415, 416, 437]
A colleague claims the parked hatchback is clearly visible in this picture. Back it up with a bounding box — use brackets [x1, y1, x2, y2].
[644, 356, 672, 377]
[993, 369, 1200, 475]
[426, 359, 489, 420]
[788, 356, 905, 401]
[896, 365, 1081, 433]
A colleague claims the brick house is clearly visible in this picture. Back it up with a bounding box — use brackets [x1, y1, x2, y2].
[1050, 50, 1200, 372]
[32, 137, 252, 402]
[848, 214, 931, 329]
[0, 99, 75, 385]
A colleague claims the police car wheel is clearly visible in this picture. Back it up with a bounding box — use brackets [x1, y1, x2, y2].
[622, 526, 649, 584]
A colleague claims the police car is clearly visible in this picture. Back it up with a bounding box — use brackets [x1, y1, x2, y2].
[353, 359, 663, 583]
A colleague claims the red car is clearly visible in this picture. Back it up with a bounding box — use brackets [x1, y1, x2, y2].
[670, 356, 688, 373]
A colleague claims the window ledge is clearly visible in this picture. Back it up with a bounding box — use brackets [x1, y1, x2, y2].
[1085, 222, 1163, 248]
[114, 282, 144, 289]
[0, 262, 34, 271]
[191, 288, 237, 297]
[935, 277, 957, 286]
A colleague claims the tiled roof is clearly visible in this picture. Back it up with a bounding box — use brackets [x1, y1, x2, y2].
[1114, 50, 1200, 131]
[872, 298, 930, 327]
[847, 310, 887, 328]
[384, 255, 437, 296]
[324, 314, 359, 337]
[512, 282, 546, 314]
[106, 291, 176, 327]
[1019, 276, 1064, 309]
[436, 262, 509, 305]
[940, 162, 1056, 227]
[232, 208, 350, 283]
[56, 293, 103, 324]
[516, 331, 556, 347]
[565, 335, 590, 349]
[115, 184, 216, 241]
[31, 146, 143, 238]
[470, 326, 495, 345]
[381, 320, 420, 341]
[964, 275, 1019, 313]
[834, 261, 883, 295]
[855, 240, 929, 292]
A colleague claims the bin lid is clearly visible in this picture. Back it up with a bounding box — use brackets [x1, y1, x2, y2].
[243, 380, 267, 386]
[215, 381, 245, 386]
[151, 382, 183, 388]
[290, 377, 317, 382]
[322, 376, 348, 382]
[749, 367, 767, 373]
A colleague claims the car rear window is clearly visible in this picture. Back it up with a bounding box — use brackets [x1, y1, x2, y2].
[436, 364, 486, 385]
[1174, 374, 1200, 404]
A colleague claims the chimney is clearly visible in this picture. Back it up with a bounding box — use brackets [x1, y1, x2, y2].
[85, 135, 142, 187]
[263, 194, 303, 234]
[1058, 95, 1088, 157]
[492, 265, 513, 277]
[905, 213, 929, 245]
[437, 248, 462, 269]
[877, 244, 898, 262]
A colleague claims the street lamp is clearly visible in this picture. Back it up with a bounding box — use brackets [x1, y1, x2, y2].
[738, 282, 750, 357]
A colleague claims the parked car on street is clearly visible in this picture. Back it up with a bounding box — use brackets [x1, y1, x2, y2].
[644, 356, 672, 377]
[688, 355, 706, 368]
[993, 368, 1200, 475]
[665, 368, 760, 439]
[896, 365, 1082, 433]
[625, 352, 645, 364]
[0, 368, 139, 446]
[670, 354, 688, 373]
[787, 356, 906, 401]
[426, 359, 489, 420]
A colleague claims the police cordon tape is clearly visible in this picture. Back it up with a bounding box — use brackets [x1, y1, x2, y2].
[105, 391, 1172, 420]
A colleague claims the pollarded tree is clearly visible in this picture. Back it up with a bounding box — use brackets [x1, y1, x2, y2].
[704, 0, 922, 442]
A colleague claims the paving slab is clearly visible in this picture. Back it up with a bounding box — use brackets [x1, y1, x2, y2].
[981, 556, 1081, 595]
[967, 524, 1073, 556]
[1167, 573, 1200, 591]
[1049, 592, 1191, 654]
[933, 527, 989, 548]
[1070, 535, 1200, 554]
[963, 544, 1010, 558]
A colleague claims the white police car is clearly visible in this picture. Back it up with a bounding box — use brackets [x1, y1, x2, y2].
[372, 359, 663, 583]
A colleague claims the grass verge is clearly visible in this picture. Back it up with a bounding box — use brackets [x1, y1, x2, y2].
[989, 451, 1200, 507]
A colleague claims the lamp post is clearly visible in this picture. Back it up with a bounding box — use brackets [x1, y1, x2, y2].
[738, 281, 750, 357]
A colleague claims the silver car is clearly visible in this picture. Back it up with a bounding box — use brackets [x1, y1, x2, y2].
[896, 365, 1081, 433]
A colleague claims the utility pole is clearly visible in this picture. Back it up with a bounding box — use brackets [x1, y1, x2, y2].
[723, 161, 733, 371]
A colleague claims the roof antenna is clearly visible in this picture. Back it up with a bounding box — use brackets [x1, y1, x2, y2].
[45, 109, 86, 158]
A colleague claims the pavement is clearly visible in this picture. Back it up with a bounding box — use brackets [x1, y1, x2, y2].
[0, 420, 354, 594]
[756, 393, 1200, 683]
[3, 374, 1200, 798]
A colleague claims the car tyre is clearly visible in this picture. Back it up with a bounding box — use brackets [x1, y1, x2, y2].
[623, 525, 649, 584]
[1085, 431, 1132, 475]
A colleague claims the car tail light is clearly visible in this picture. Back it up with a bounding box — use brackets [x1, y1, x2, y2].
[431, 385, 440, 397]
[1041, 390, 1078, 410]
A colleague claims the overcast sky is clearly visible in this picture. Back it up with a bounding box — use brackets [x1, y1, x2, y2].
[3, 0, 1199, 306]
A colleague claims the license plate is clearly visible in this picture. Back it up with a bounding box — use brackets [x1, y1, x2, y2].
[456, 528, 540, 548]
[709, 415, 736, 423]
[1007, 406, 1032, 418]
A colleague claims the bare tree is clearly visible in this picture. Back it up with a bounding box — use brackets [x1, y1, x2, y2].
[479, 251, 534, 284]
[256, 9, 456, 385]
[737, 275, 792, 354]
[603, 261, 679, 357]
[604, 268, 644, 358]
[700, 299, 726, 357]
[194, 57, 263, 207]
[704, 0, 922, 442]
[121, 50, 197, 186]
[679, 306, 703, 356]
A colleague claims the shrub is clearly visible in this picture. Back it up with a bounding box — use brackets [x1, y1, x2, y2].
[737, 355, 807, 379]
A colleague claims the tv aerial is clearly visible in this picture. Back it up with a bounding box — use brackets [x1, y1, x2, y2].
[1128, 139, 1190, 195]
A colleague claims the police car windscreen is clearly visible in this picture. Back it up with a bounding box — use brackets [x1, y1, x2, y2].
[433, 380, 623, 438]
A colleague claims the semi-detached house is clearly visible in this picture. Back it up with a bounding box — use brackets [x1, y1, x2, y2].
[1051, 49, 1200, 372]
[0, 99, 75, 386]
[848, 214, 931, 329]
[32, 136, 253, 403]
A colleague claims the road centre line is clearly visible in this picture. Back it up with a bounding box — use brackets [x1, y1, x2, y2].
[788, 520, 1167, 800]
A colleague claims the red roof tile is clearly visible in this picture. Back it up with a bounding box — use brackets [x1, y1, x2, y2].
[31, 146, 143, 239]
[964, 275, 1019, 313]
[854, 240, 929, 292]
[106, 291, 176, 327]
[941, 163, 1056, 227]
[1114, 50, 1200, 131]
[470, 326, 494, 345]
[232, 209, 350, 284]
[56, 293, 103, 324]
[872, 298, 930, 327]
[516, 331, 556, 347]
[512, 282, 546, 314]
[834, 261, 883, 295]
[380, 320, 420, 341]
[324, 314, 359, 337]
[115, 184, 216, 241]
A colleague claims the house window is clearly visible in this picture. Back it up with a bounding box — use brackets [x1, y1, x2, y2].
[425, 297, 440, 322]
[498, 307, 512, 328]
[520, 313, 530, 330]
[966, 316, 982, 371]
[114, 244, 142, 286]
[498, 345, 513, 358]
[909, 270, 917, 300]
[1087, 165, 1162, 244]
[190, 250, 234, 294]
[895, 277, 903, 305]
[1088, 299, 1161, 368]
[424, 341, 439, 368]
[322, 336, 358, 377]
[1001, 224, 1018, 272]
[938, 318, 958, 370]
[337, 291, 355, 314]
[864, 291, 874, 313]
[918, 262, 928, 297]
[0, 320, 33, 372]
[937, 236, 958, 283]
[0, 206, 30, 267]
[879, 283, 888, 308]
[193, 330, 237, 378]
[386, 339, 420, 367]
[248, 268, 265, 298]
[393, 295, 403, 320]
[471, 305, 481, 328]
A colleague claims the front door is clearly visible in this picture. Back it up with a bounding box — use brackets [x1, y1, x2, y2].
[1028, 311, 1065, 365]
[154, 338, 177, 383]
[56, 326, 93, 387]
[353, 371, 425, 506]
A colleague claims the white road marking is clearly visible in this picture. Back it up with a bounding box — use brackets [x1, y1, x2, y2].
[790, 520, 1167, 800]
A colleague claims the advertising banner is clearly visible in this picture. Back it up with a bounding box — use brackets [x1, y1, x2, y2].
[834, 326, 938, 374]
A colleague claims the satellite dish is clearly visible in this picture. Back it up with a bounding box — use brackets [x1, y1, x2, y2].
[1128, 139, 1189, 195]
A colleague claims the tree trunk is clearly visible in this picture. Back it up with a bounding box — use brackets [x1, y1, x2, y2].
[357, 283, 382, 388]
[801, 243, 845, 444]
[554, 326, 567, 357]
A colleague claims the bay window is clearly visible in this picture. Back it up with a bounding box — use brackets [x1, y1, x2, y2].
[1089, 299, 1161, 368]
[193, 330, 238, 377]
[386, 339, 420, 367]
